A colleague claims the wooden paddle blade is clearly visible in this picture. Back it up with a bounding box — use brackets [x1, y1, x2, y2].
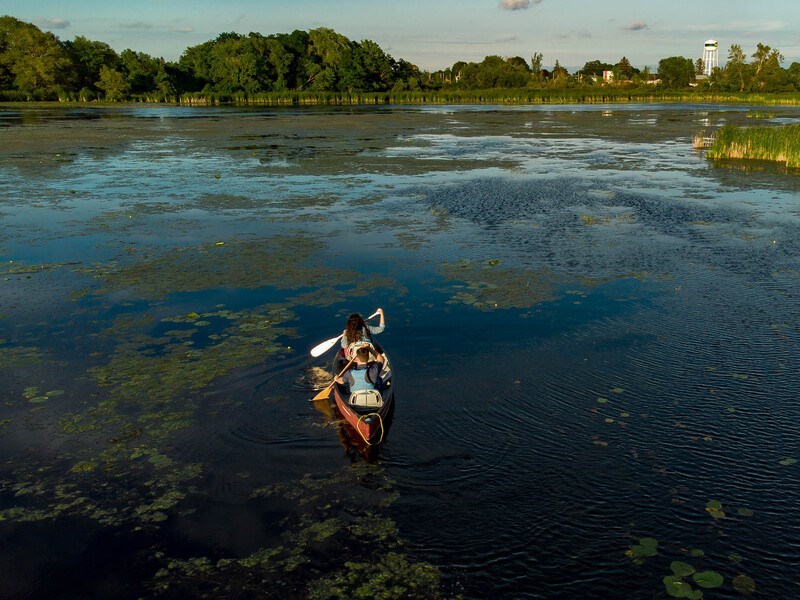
[311, 383, 334, 402]
[310, 334, 342, 357]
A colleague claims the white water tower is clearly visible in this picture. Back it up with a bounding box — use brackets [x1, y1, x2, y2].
[702, 40, 718, 76]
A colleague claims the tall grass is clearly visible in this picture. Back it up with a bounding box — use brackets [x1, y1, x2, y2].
[706, 124, 800, 168]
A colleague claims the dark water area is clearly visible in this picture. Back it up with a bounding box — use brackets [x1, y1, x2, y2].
[1, 103, 799, 599]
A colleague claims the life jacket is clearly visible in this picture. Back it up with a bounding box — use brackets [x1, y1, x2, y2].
[349, 362, 383, 392]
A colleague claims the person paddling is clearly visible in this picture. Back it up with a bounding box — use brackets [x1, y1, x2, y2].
[335, 346, 385, 392]
[341, 308, 385, 358]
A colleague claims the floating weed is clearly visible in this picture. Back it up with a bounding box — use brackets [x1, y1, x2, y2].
[626, 537, 658, 564]
[705, 500, 725, 519]
[620, 412, 630, 417]
[45, 389, 65, 397]
[70, 461, 98, 473]
[604, 418, 615, 424]
[728, 552, 743, 564]
[731, 373, 749, 380]
[689, 549, 705, 557]
[441, 260, 558, 310]
[597, 397, 609, 404]
[28, 396, 49, 404]
[778, 457, 797, 466]
[732, 574, 756, 595]
[611, 387, 624, 393]
[736, 507, 754, 517]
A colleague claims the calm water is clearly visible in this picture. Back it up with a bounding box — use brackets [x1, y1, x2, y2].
[1, 104, 799, 599]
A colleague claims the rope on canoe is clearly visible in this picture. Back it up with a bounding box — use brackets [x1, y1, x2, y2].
[356, 412, 384, 446]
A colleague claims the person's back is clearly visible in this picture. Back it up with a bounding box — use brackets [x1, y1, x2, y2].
[338, 346, 384, 392]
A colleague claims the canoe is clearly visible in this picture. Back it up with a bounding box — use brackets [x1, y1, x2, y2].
[331, 349, 394, 446]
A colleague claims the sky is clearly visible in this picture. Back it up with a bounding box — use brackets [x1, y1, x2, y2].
[5, 0, 800, 71]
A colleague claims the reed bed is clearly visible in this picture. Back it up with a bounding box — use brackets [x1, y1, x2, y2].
[706, 124, 800, 168]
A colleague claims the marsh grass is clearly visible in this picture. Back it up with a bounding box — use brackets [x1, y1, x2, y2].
[706, 124, 800, 168]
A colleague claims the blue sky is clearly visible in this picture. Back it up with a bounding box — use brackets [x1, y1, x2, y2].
[5, 0, 800, 71]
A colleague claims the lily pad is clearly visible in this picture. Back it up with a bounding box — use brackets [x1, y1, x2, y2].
[736, 507, 754, 517]
[596, 397, 608, 404]
[28, 396, 49, 403]
[693, 571, 723, 588]
[663, 575, 703, 599]
[689, 549, 705, 557]
[611, 387, 624, 393]
[732, 574, 756, 595]
[779, 457, 797, 466]
[671, 561, 696, 577]
[45, 389, 65, 397]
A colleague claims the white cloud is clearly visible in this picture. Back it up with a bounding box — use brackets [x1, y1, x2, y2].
[499, 0, 543, 11]
[34, 17, 70, 30]
[623, 20, 649, 31]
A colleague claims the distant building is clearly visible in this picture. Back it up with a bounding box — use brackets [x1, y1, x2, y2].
[602, 70, 614, 83]
[702, 40, 718, 76]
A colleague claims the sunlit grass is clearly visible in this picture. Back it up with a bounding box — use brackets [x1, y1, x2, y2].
[706, 123, 800, 168]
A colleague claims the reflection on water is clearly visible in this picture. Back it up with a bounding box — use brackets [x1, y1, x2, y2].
[1, 104, 799, 599]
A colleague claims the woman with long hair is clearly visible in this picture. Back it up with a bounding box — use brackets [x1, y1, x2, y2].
[341, 307, 385, 358]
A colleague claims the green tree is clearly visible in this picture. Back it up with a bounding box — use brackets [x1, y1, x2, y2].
[530, 52, 543, 82]
[657, 56, 695, 88]
[304, 27, 350, 90]
[64, 36, 119, 91]
[750, 43, 784, 91]
[0, 16, 72, 98]
[613, 56, 634, 80]
[724, 44, 748, 91]
[95, 64, 129, 100]
[338, 39, 394, 92]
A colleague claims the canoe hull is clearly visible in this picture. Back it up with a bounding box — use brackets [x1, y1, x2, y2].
[331, 350, 394, 445]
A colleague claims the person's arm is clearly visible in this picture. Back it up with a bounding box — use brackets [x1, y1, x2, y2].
[370, 308, 386, 335]
[335, 370, 354, 386]
[340, 330, 348, 349]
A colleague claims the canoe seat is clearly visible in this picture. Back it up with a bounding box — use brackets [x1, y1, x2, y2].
[349, 389, 383, 408]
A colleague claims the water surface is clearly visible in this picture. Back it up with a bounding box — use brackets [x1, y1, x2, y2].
[1, 104, 799, 599]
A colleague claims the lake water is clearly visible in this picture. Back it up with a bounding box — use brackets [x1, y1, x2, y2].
[1, 103, 799, 599]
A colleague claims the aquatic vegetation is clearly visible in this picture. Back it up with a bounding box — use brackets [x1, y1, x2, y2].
[152, 465, 441, 598]
[706, 124, 800, 168]
[693, 570, 724, 589]
[440, 260, 558, 310]
[778, 457, 796, 466]
[663, 575, 703, 599]
[626, 537, 658, 564]
[705, 500, 725, 519]
[732, 574, 756, 595]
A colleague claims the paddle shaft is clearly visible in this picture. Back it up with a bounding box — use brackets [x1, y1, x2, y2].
[310, 357, 356, 402]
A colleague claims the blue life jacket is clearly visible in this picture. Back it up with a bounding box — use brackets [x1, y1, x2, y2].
[349, 362, 382, 392]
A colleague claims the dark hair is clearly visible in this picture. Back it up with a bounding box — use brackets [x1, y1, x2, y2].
[345, 313, 369, 344]
[356, 346, 372, 361]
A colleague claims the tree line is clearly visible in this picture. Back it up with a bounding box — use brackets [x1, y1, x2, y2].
[2, 15, 799, 103]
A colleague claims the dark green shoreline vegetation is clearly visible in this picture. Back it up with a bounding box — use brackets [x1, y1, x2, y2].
[705, 123, 800, 168]
[2, 15, 799, 105]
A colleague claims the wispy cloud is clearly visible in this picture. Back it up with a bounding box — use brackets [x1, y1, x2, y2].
[34, 17, 70, 29]
[168, 26, 195, 34]
[499, 0, 543, 11]
[120, 22, 153, 30]
[623, 20, 649, 31]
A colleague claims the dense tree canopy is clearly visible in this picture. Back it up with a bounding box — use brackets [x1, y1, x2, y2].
[2, 15, 800, 101]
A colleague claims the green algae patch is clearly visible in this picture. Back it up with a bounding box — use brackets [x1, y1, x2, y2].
[440, 260, 559, 310]
[85, 236, 358, 300]
[154, 464, 442, 599]
[0, 345, 43, 368]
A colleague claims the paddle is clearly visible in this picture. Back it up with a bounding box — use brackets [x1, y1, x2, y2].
[309, 310, 380, 357]
[310, 357, 356, 402]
